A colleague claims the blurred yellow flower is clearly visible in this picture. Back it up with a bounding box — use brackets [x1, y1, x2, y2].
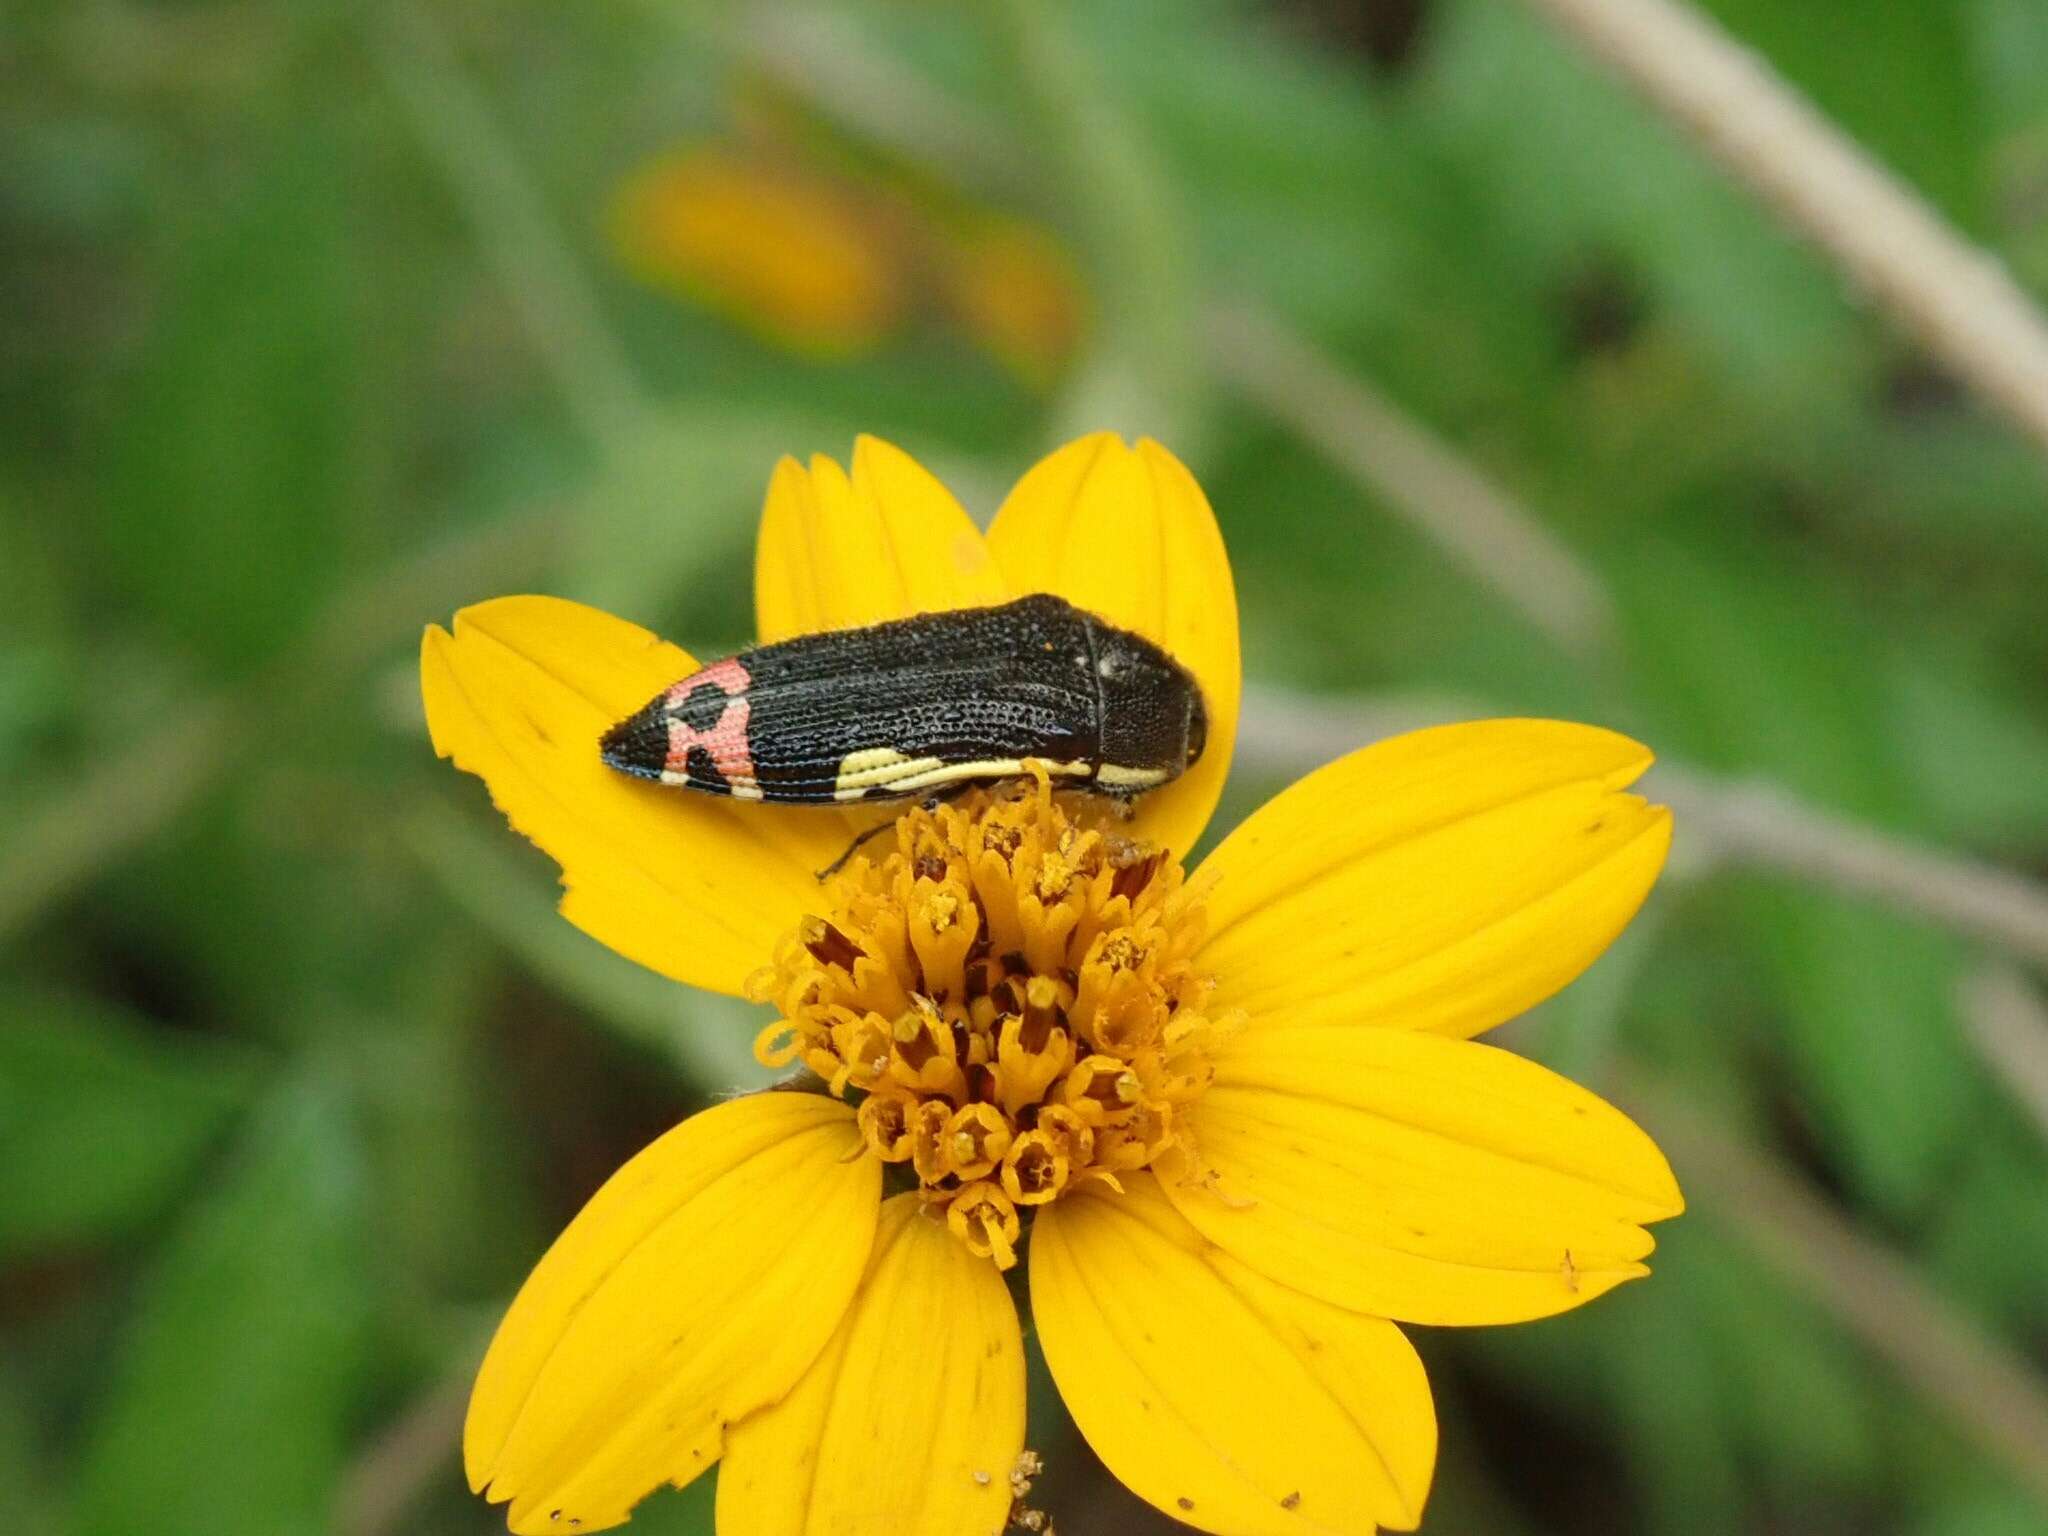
[934, 214, 1088, 391]
[422, 434, 1682, 1536]
[611, 149, 906, 358]
[609, 144, 1086, 385]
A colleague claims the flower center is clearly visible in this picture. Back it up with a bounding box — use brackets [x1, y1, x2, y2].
[749, 766, 1222, 1265]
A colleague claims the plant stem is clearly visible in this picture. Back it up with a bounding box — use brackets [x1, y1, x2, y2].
[1519, 0, 2048, 459]
[1655, 765, 2048, 970]
[1960, 962, 2048, 1144]
[1621, 1067, 2048, 1508]
[1209, 300, 1618, 661]
[986, 0, 1203, 443]
[375, 5, 661, 458]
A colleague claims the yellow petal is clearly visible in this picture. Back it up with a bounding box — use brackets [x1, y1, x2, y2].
[719, 1196, 1025, 1536]
[421, 595, 852, 994]
[986, 435, 1240, 859]
[753, 435, 1007, 644]
[1158, 1024, 1683, 1326]
[1197, 719, 1670, 1038]
[1032, 1174, 1435, 1535]
[465, 1093, 879, 1534]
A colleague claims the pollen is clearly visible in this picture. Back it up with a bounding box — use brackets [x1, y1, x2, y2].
[749, 765, 1227, 1264]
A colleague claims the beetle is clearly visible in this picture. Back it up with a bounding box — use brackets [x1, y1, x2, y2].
[598, 592, 1206, 807]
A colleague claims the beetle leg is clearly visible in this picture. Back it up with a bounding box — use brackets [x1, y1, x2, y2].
[1089, 786, 1138, 821]
[813, 786, 975, 881]
[814, 817, 899, 881]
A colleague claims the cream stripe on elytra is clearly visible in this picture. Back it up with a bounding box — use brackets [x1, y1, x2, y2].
[831, 748, 943, 801]
[883, 758, 1093, 795]
[830, 750, 1106, 800]
[1094, 763, 1172, 790]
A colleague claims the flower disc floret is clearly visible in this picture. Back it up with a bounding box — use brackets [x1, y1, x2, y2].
[750, 766, 1227, 1264]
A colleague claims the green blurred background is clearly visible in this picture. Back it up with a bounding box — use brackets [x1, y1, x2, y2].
[7, 1, 2048, 1533]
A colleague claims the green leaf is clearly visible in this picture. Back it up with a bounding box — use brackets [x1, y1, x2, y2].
[1743, 885, 1973, 1217]
[1527, 909, 1662, 1080]
[0, 986, 252, 1260]
[1676, 1221, 1880, 1485]
[1413, 0, 1865, 424]
[1698, 0, 1986, 228]
[71, 1075, 371, 1536]
[1204, 431, 1593, 711]
[1465, 1217, 1880, 1520]
[0, 486, 75, 643]
[604, 1472, 716, 1536]
[0, 644, 66, 783]
[98, 137, 359, 673]
[1973, 0, 2048, 294]
[1096, 0, 1567, 430]
[1889, 646, 2048, 845]
[0, 1363, 59, 1530]
[1923, 1110, 2048, 1333]
[1915, 1487, 2048, 1536]
[1972, 0, 2048, 128]
[561, 405, 858, 623]
[406, 805, 773, 1095]
[1616, 534, 1974, 1215]
[1808, 413, 2048, 564]
[1593, 1271, 1744, 1536]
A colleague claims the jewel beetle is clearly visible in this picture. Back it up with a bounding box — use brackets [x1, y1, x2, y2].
[599, 593, 1206, 806]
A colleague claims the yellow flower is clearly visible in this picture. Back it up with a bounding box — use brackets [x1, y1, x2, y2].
[933, 214, 1088, 391]
[422, 434, 1681, 1536]
[611, 149, 907, 359]
[609, 142, 1087, 388]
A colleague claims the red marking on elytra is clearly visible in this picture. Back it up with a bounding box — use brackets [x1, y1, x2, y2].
[661, 658, 757, 790]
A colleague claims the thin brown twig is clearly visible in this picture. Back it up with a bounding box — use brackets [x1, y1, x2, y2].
[1231, 683, 1480, 774]
[728, 7, 1030, 204]
[334, 1368, 472, 1536]
[1619, 1067, 2048, 1507]
[1960, 962, 2048, 1144]
[988, 0, 1203, 442]
[375, 5, 661, 456]
[1207, 301, 1618, 660]
[1653, 765, 2048, 971]
[1518, 0, 2048, 459]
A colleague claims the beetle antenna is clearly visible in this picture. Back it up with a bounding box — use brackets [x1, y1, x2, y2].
[814, 817, 900, 882]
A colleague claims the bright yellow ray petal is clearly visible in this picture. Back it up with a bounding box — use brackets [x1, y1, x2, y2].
[753, 435, 1007, 644]
[718, 1196, 1025, 1536]
[421, 595, 854, 995]
[1032, 1174, 1436, 1535]
[1196, 719, 1670, 1038]
[464, 1094, 879, 1534]
[986, 435, 1239, 859]
[1158, 1024, 1682, 1326]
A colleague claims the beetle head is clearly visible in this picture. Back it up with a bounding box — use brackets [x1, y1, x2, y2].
[1093, 625, 1206, 783]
